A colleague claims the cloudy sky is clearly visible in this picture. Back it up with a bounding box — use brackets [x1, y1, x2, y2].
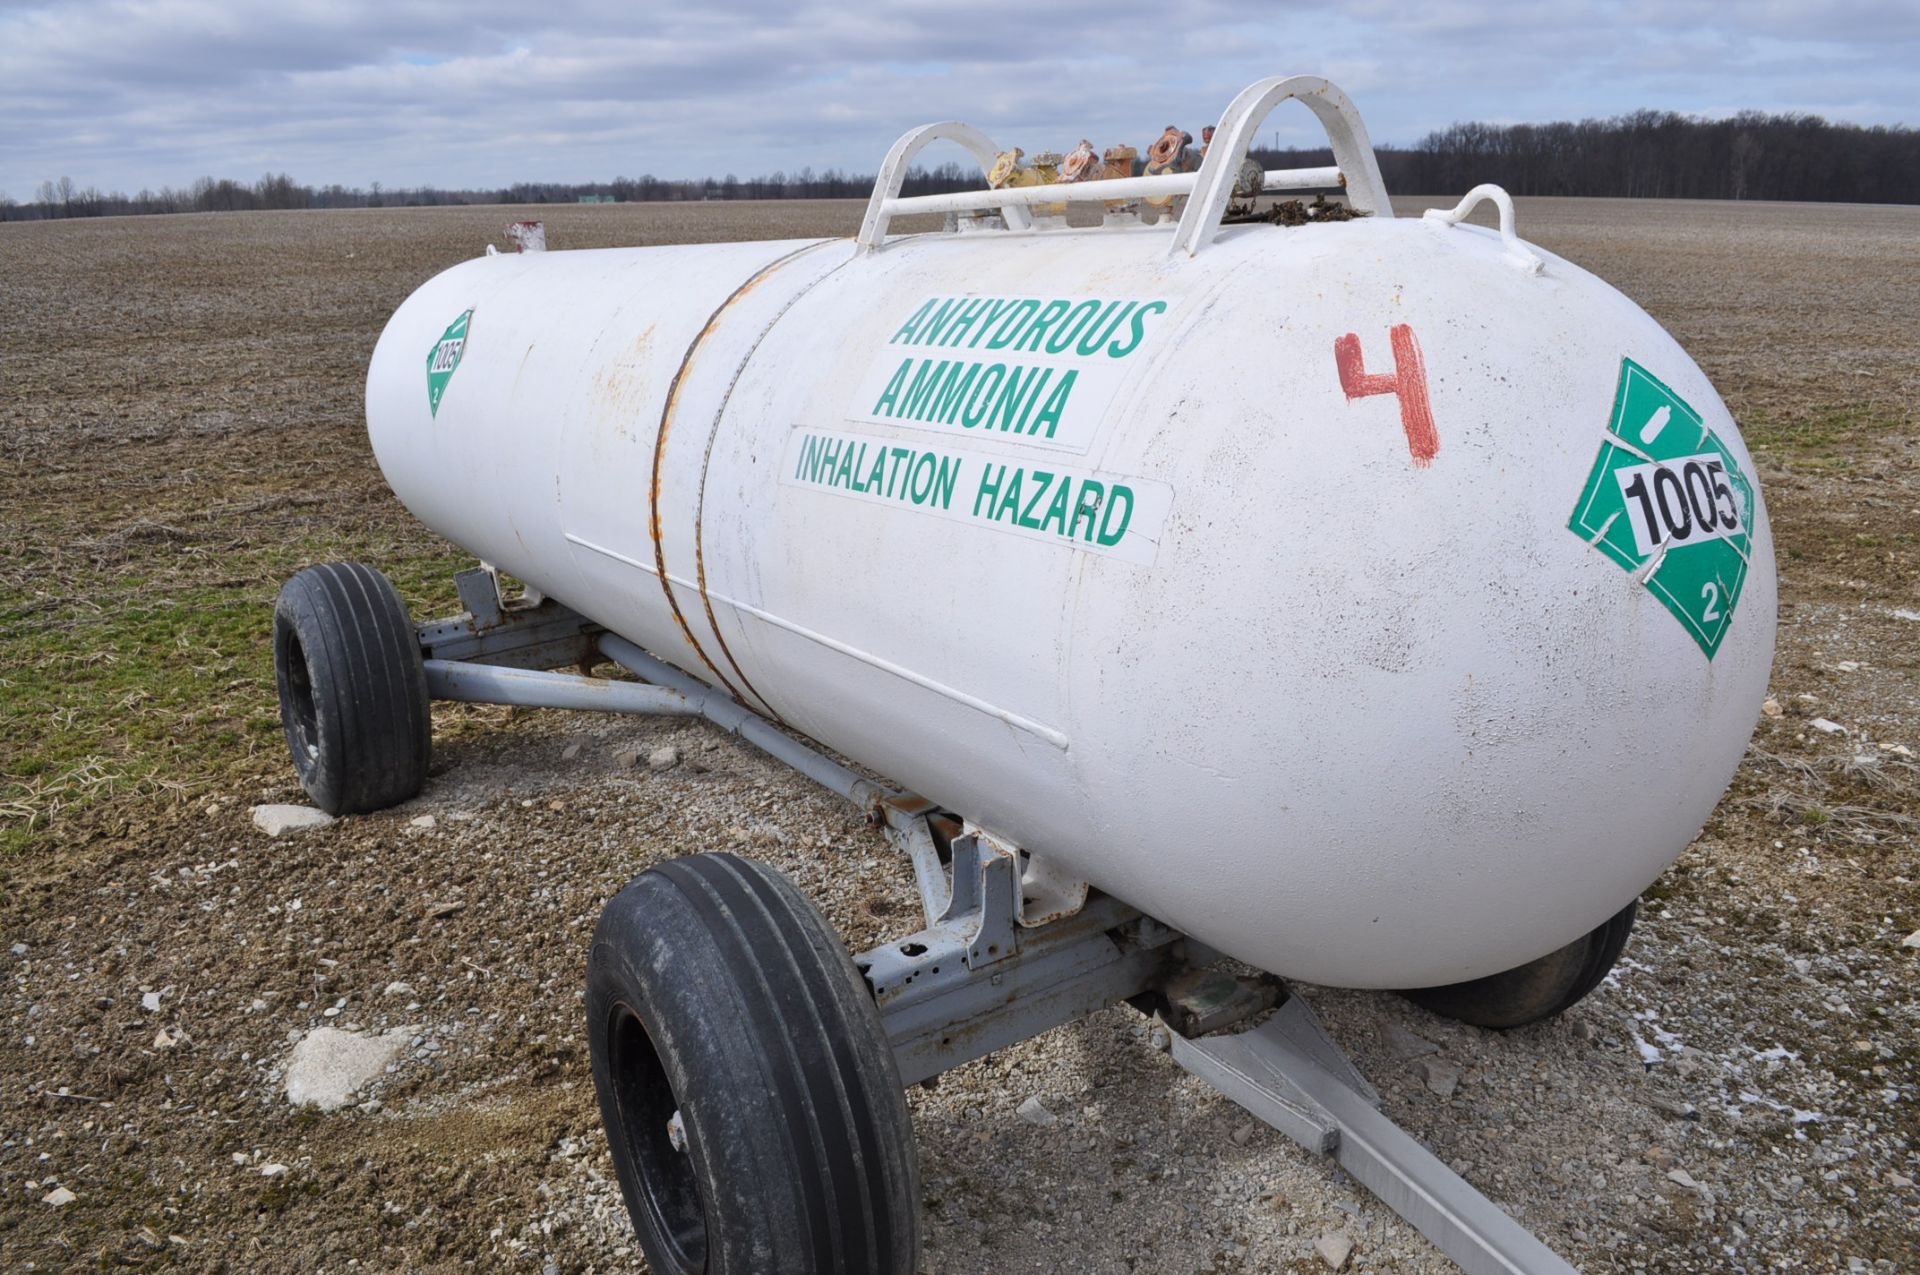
[1, 0, 1915, 199]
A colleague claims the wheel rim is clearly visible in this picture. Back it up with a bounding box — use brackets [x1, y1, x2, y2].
[607, 1001, 707, 1273]
[277, 627, 321, 764]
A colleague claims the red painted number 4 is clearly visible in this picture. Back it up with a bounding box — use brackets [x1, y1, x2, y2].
[1334, 324, 1439, 468]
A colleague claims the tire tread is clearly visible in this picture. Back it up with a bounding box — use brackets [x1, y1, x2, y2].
[272, 562, 430, 815]
[589, 853, 917, 1275]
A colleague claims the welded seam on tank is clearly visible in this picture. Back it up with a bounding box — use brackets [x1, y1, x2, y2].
[564, 532, 1070, 749]
[691, 245, 861, 726]
[648, 241, 830, 710]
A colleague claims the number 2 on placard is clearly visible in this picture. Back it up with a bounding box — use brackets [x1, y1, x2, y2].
[1701, 582, 1722, 622]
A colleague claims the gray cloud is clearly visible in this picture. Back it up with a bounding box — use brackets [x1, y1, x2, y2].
[0, 0, 1914, 198]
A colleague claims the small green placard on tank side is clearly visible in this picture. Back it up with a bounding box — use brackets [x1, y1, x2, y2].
[425, 309, 473, 418]
[1567, 358, 1755, 658]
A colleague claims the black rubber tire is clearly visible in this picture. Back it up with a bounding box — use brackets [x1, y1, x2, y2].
[587, 853, 920, 1275]
[1400, 900, 1638, 1030]
[272, 562, 431, 816]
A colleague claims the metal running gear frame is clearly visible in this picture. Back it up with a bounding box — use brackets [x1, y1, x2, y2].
[419, 567, 1580, 1275]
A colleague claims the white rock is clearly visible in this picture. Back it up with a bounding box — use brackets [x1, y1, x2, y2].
[408, 814, 437, 830]
[141, 991, 162, 1012]
[1902, 931, 1920, 950]
[251, 805, 335, 837]
[648, 745, 681, 771]
[1810, 718, 1846, 735]
[1889, 1171, 1914, 1187]
[1760, 697, 1783, 718]
[1229, 1122, 1256, 1146]
[1891, 608, 1920, 622]
[560, 742, 583, 761]
[1015, 1095, 1057, 1126]
[1667, 1168, 1700, 1190]
[1384, 1022, 1439, 1058]
[9, 943, 25, 957]
[43, 1186, 76, 1207]
[284, 1026, 413, 1111]
[1417, 1058, 1461, 1098]
[1315, 1230, 1354, 1270]
[1649, 1095, 1699, 1121]
[259, 1163, 290, 1178]
[383, 981, 415, 998]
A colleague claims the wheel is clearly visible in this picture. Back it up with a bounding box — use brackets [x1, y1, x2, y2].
[1400, 900, 1637, 1029]
[587, 853, 920, 1275]
[272, 562, 432, 815]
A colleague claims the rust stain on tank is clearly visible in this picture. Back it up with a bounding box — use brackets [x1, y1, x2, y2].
[647, 243, 826, 705]
[691, 247, 859, 723]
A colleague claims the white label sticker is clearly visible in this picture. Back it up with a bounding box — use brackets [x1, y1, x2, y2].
[847, 295, 1171, 454]
[1612, 451, 1746, 556]
[780, 427, 1174, 566]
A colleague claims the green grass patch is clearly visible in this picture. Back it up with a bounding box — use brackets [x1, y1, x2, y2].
[1740, 403, 1908, 471]
[1, 527, 460, 858]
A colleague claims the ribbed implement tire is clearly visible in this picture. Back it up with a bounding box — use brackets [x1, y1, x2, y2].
[587, 853, 920, 1275]
[272, 562, 432, 816]
[1401, 900, 1638, 1030]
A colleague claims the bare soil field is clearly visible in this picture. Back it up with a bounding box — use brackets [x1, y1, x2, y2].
[2, 196, 1917, 1274]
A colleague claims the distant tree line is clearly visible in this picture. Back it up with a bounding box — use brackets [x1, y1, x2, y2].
[0, 164, 988, 220]
[1313, 109, 1918, 204]
[4, 108, 1914, 221]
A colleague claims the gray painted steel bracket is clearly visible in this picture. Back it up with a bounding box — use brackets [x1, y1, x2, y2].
[1172, 1001, 1580, 1275]
[416, 567, 602, 671]
[863, 851, 1178, 1087]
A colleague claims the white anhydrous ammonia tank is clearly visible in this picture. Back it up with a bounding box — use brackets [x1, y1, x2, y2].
[367, 99, 1774, 992]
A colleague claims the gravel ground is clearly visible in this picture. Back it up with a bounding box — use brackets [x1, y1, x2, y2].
[2, 196, 1917, 1273]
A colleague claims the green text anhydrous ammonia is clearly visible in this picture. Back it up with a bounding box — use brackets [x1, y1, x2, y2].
[853, 295, 1169, 450]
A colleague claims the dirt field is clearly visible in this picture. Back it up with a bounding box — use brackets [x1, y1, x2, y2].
[2, 196, 1917, 1274]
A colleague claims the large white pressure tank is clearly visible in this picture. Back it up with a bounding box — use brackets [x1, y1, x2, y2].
[367, 82, 1774, 990]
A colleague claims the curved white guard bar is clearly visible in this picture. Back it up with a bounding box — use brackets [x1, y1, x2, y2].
[857, 120, 1033, 250]
[1421, 184, 1545, 274]
[858, 74, 1392, 256]
[1170, 75, 1392, 257]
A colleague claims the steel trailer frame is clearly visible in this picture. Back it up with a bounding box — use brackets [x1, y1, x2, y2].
[413, 567, 1581, 1275]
